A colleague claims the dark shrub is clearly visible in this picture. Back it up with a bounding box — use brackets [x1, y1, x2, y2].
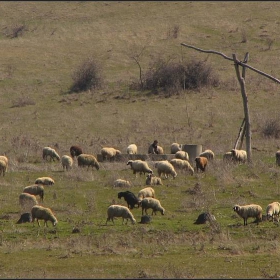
[261, 117, 280, 138]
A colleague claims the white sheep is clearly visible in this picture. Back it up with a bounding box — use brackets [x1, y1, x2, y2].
[77, 154, 100, 170]
[0, 155, 8, 172]
[35, 177, 55, 186]
[170, 143, 182, 154]
[113, 179, 132, 188]
[156, 146, 164, 154]
[19, 193, 38, 212]
[31, 205, 58, 227]
[266, 201, 280, 222]
[145, 173, 163, 186]
[106, 205, 136, 225]
[233, 204, 262, 226]
[0, 159, 7, 177]
[42, 147, 60, 161]
[275, 150, 280, 166]
[199, 149, 215, 160]
[169, 158, 194, 175]
[61, 155, 73, 171]
[223, 151, 233, 162]
[101, 147, 122, 161]
[175, 151, 189, 161]
[140, 197, 165, 216]
[126, 160, 153, 176]
[155, 160, 177, 179]
[127, 144, 138, 155]
[138, 187, 155, 201]
[23, 184, 45, 201]
[231, 149, 247, 163]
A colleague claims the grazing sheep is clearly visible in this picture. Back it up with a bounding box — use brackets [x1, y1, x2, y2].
[194, 212, 216, 224]
[101, 147, 122, 161]
[195, 157, 208, 172]
[231, 149, 247, 163]
[0, 159, 7, 176]
[106, 205, 136, 225]
[35, 177, 55, 186]
[276, 150, 280, 166]
[223, 151, 233, 162]
[118, 191, 140, 209]
[140, 197, 165, 216]
[127, 144, 138, 155]
[145, 173, 163, 186]
[113, 179, 132, 188]
[126, 160, 153, 176]
[77, 154, 100, 170]
[266, 201, 280, 222]
[23, 184, 45, 201]
[42, 147, 60, 161]
[169, 158, 194, 175]
[175, 150, 189, 161]
[137, 187, 155, 201]
[16, 213, 32, 224]
[199, 149, 215, 160]
[61, 155, 73, 171]
[154, 160, 177, 179]
[70, 145, 83, 158]
[19, 193, 38, 212]
[170, 143, 182, 154]
[233, 204, 262, 226]
[156, 145, 164, 154]
[31, 205, 58, 227]
[0, 155, 8, 172]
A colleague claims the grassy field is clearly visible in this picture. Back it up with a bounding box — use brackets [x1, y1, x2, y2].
[1, 1, 280, 278]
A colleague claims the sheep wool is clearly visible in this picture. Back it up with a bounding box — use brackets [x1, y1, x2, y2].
[145, 173, 163, 186]
[170, 143, 182, 154]
[233, 204, 262, 226]
[266, 201, 280, 222]
[70, 145, 83, 158]
[231, 149, 247, 163]
[35, 177, 55, 186]
[169, 158, 194, 175]
[61, 155, 73, 171]
[42, 147, 60, 161]
[101, 147, 122, 161]
[31, 205, 58, 227]
[275, 150, 280, 166]
[0, 156, 8, 172]
[126, 160, 153, 176]
[118, 191, 140, 209]
[155, 160, 177, 179]
[113, 179, 132, 188]
[195, 157, 208, 172]
[175, 151, 189, 161]
[23, 184, 45, 201]
[77, 154, 100, 170]
[199, 149, 215, 160]
[138, 187, 155, 201]
[19, 193, 38, 212]
[0, 159, 7, 176]
[106, 205, 136, 225]
[127, 144, 138, 155]
[140, 197, 165, 216]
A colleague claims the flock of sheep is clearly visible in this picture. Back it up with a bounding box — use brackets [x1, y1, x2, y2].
[2, 142, 280, 228]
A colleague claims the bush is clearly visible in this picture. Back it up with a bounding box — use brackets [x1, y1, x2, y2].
[69, 58, 103, 93]
[261, 117, 280, 138]
[131, 57, 219, 94]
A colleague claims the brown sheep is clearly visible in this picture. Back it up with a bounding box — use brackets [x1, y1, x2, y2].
[70, 145, 83, 158]
[195, 156, 208, 172]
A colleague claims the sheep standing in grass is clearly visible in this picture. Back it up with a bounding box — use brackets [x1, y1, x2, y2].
[0, 159, 7, 176]
[140, 197, 165, 216]
[23, 184, 44, 201]
[70, 145, 83, 158]
[231, 149, 247, 163]
[199, 149, 215, 160]
[0, 155, 8, 172]
[169, 158, 194, 175]
[19, 193, 38, 212]
[42, 147, 60, 161]
[195, 157, 208, 172]
[145, 173, 163, 186]
[113, 179, 132, 188]
[126, 160, 153, 176]
[275, 151, 280, 166]
[156, 146, 164, 154]
[170, 143, 182, 154]
[101, 147, 122, 161]
[35, 177, 55, 186]
[118, 191, 140, 209]
[233, 204, 262, 226]
[106, 205, 136, 225]
[155, 160, 177, 179]
[61, 155, 73, 171]
[266, 201, 280, 222]
[77, 154, 100, 170]
[138, 187, 155, 201]
[127, 144, 137, 155]
[31, 205, 58, 227]
[175, 151, 189, 161]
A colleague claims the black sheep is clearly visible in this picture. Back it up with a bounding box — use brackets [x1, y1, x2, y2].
[118, 191, 140, 209]
[70, 145, 83, 158]
[16, 213, 32, 224]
